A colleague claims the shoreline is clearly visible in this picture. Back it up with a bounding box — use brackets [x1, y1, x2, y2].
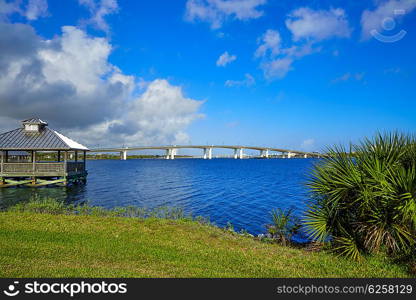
[0, 199, 412, 278]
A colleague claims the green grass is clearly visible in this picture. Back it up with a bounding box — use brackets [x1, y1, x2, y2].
[0, 212, 410, 277]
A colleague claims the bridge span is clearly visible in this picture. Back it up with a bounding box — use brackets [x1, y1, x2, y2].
[90, 145, 321, 160]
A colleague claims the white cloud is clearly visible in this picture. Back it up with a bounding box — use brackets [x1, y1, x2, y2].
[0, 23, 132, 127]
[255, 7, 350, 80]
[0, 22, 204, 147]
[0, 0, 48, 20]
[39, 26, 117, 94]
[255, 29, 290, 79]
[114, 80, 203, 145]
[361, 0, 416, 39]
[282, 42, 316, 58]
[254, 29, 281, 58]
[79, 0, 119, 33]
[68, 79, 204, 146]
[261, 57, 293, 79]
[225, 73, 255, 87]
[255, 29, 316, 80]
[286, 7, 351, 41]
[25, 0, 48, 20]
[216, 51, 236, 66]
[185, 0, 267, 29]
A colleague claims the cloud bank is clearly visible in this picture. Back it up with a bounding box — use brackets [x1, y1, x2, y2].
[0, 21, 204, 147]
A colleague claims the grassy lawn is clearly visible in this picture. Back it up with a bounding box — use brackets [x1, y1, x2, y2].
[0, 212, 410, 278]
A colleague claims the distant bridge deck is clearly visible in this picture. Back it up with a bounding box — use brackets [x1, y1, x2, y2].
[90, 145, 322, 160]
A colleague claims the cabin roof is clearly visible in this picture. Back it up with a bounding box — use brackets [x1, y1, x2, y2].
[21, 118, 48, 125]
[0, 123, 89, 151]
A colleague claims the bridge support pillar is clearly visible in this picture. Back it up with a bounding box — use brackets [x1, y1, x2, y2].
[166, 148, 176, 159]
[234, 148, 243, 159]
[203, 148, 212, 159]
[233, 148, 243, 159]
[171, 148, 176, 159]
[120, 150, 127, 160]
[304, 154, 308, 158]
[260, 149, 269, 158]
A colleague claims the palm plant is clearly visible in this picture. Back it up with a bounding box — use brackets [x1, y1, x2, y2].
[305, 132, 416, 260]
[268, 208, 301, 246]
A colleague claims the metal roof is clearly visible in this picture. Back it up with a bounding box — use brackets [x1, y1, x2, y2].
[0, 127, 89, 151]
[8, 151, 30, 156]
[21, 118, 48, 125]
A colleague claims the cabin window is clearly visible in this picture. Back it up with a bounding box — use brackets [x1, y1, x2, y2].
[24, 124, 39, 132]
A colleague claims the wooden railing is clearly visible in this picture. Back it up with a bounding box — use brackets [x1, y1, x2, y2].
[0, 162, 85, 175]
[2, 163, 34, 173]
[66, 162, 85, 173]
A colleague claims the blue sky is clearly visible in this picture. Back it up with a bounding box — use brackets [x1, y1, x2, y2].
[0, 0, 415, 152]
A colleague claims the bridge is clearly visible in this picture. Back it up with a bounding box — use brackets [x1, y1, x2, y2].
[89, 145, 321, 160]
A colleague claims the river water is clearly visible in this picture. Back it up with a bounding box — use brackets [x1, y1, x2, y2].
[0, 158, 318, 238]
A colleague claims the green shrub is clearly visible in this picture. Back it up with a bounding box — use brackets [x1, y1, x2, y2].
[8, 197, 73, 215]
[305, 132, 416, 261]
[6, 197, 189, 221]
[225, 222, 235, 233]
[268, 208, 301, 246]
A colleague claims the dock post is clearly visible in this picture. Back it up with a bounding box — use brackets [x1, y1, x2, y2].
[32, 151, 36, 185]
[0, 150, 3, 176]
[0, 152, 4, 185]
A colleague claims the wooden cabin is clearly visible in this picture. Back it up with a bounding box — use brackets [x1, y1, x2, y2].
[0, 118, 89, 187]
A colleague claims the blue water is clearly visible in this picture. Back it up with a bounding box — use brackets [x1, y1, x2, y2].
[0, 159, 317, 237]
